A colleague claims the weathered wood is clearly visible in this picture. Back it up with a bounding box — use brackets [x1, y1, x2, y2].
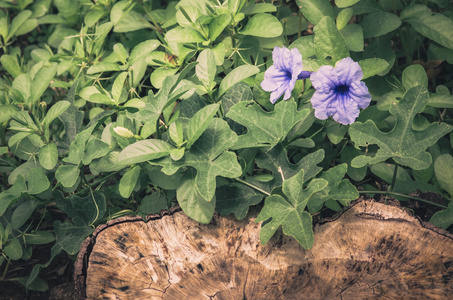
[75, 199, 453, 299]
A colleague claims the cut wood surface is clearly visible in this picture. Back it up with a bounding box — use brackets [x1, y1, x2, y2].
[75, 199, 453, 299]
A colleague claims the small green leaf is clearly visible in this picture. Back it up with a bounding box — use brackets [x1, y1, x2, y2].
[30, 63, 58, 105]
[55, 190, 106, 226]
[165, 26, 205, 43]
[185, 103, 219, 148]
[216, 183, 264, 219]
[358, 58, 389, 80]
[119, 165, 141, 198]
[256, 169, 328, 249]
[196, 49, 216, 90]
[1, 54, 23, 78]
[7, 10, 32, 40]
[55, 164, 80, 188]
[402, 64, 428, 90]
[87, 62, 122, 74]
[209, 14, 231, 42]
[295, 0, 335, 25]
[117, 139, 174, 165]
[314, 17, 349, 64]
[43, 100, 71, 127]
[239, 13, 283, 38]
[169, 121, 184, 145]
[177, 171, 216, 224]
[434, 154, 453, 198]
[341, 24, 364, 52]
[113, 43, 129, 64]
[129, 39, 161, 64]
[12, 199, 39, 229]
[336, 8, 353, 30]
[429, 201, 453, 229]
[360, 12, 401, 38]
[27, 167, 50, 195]
[4, 237, 23, 260]
[218, 65, 259, 96]
[335, 0, 361, 8]
[112, 72, 128, 103]
[24, 231, 55, 245]
[0, 104, 20, 123]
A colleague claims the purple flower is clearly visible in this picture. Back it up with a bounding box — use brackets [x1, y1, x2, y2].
[261, 46, 311, 104]
[310, 57, 371, 125]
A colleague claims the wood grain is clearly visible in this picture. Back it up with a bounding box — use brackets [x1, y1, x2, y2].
[75, 199, 453, 299]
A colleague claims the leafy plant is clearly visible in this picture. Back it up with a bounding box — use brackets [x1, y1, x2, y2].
[1, 0, 453, 293]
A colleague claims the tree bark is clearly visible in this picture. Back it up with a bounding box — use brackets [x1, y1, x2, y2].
[75, 199, 453, 299]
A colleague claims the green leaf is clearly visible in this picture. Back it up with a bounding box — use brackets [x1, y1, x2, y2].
[138, 192, 169, 215]
[295, 0, 335, 25]
[129, 39, 160, 64]
[87, 62, 122, 74]
[82, 138, 111, 165]
[43, 100, 71, 127]
[313, 17, 349, 64]
[349, 86, 452, 170]
[27, 167, 50, 195]
[58, 80, 84, 147]
[239, 13, 283, 38]
[336, 8, 353, 30]
[185, 103, 219, 148]
[429, 201, 453, 229]
[169, 120, 184, 145]
[30, 63, 58, 105]
[165, 26, 205, 43]
[358, 58, 389, 80]
[340, 24, 364, 52]
[0, 175, 26, 215]
[290, 35, 315, 58]
[255, 145, 324, 191]
[216, 183, 263, 219]
[55, 164, 80, 188]
[434, 154, 453, 198]
[53, 221, 93, 255]
[209, 14, 231, 42]
[218, 64, 259, 96]
[112, 72, 128, 104]
[24, 231, 55, 245]
[360, 12, 401, 38]
[117, 139, 174, 165]
[12, 199, 39, 229]
[1, 54, 23, 78]
[335, 0, 361, 8]
[150, 67, 178, 89]
[177, 171, 216, 224]
[226, 98, 310, 149]
[7, 10, 32, 40]
[55, 190, 106, 227]
[152, 118, 242, 202]
[402, 64, 428, 90]
[428, 94, 453, 108]
[0, 104, 20, 123]
[119, 165, 141, 198]
[113, 43, 129, 64]
[308, 164, 358, 213]
[256, 169, 328, 249]
[406, 11, 453, 50]
[196, 49, 216, 90]
[15, 18, 38, 36]
[4, 237, 23, 260]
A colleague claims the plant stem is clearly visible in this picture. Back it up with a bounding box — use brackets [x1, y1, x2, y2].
[234, 178, 271, 196]
[359, 191, 448, 209]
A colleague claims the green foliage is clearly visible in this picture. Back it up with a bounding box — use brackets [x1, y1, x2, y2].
[1, 0, 453, 293]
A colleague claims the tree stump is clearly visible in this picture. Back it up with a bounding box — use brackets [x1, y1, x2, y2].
[74, 199, 453, 299]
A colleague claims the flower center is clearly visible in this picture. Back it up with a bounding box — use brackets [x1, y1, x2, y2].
[335, 84, 349, 95]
